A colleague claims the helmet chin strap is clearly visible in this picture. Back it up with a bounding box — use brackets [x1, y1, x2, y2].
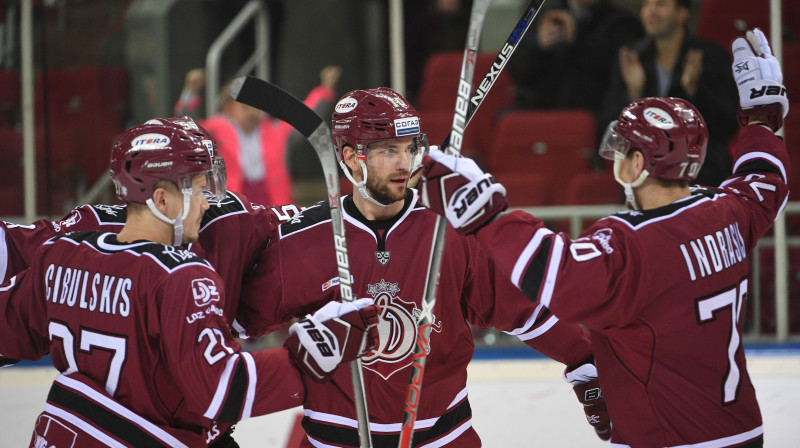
[613, 154, 649, 211]
[338, 159, 399, 208]
[146, 189, 192, 246]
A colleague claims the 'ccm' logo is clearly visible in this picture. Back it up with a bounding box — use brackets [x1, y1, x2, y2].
[453, 176, 499, 218]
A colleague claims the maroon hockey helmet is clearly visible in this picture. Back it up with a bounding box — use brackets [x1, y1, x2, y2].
[109, 117, 226, 204]
[599, 97, 708, 181]
[331, 87, 428, 163]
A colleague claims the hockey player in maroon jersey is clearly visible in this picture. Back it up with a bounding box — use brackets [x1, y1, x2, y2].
[0, 116, 302, 332]
[0, 118, 379, 447]
[418, 28, 788, 448]
[234, 87, 609, 446]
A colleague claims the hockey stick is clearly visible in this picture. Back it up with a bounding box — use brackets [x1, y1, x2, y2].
[399, 1, 545, 446]
[229, 76, 373, 448]
[397, 1, 491, 447]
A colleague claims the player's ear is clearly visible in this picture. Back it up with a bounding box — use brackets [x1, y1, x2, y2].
[343, 145, 363, 178]
[151, 185, 172, 213]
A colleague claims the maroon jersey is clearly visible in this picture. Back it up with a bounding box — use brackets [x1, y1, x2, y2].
[237, 189, 593, 447]
[0, 230, 305, 447]
[0, 191, 300, 328]
[472, 125, 788, 447]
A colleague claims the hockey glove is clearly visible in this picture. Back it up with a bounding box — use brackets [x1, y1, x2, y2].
[731, 28, 788, 131]
[418, 148, 508, 235]
[284, 298, 379, 383]
[565, 362, 611, 441]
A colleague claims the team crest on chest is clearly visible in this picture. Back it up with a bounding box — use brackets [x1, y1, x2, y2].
[361, 279, 442, 380]
[375, 250, 391, 266]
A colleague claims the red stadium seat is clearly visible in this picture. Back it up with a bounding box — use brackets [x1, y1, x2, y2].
[485, 109, 598, 205]
[564, 172, 621, 206]
[416, 51, 516, 161]
[696, 0, 771, 49]
[418, 109, 487, 166]
[35, 65, 130, 191]
[494, 172, 550, 207]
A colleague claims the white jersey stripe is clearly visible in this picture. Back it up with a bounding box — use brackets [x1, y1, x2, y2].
[304, 387, 469, 433]
[54, 375, 188, 447]
[43, 403, 128, 448]
[204, 354, 239, 420]
[734, 151, 787, 183]
[240, 352, 257, 420]
[514, 315, 559, 341]
[512, 228, 554, 287]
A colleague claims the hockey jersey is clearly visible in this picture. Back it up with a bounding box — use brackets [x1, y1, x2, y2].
[472, 125, 789, 447]
[0, 231, 305, 447]
[0, 191, 300, 329]
[236, 189, 594, 447]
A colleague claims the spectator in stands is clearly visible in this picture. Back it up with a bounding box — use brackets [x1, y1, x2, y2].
[175, 65, 341, 206]
[599, 0, 738, 187]
[507, 0, 643, 115]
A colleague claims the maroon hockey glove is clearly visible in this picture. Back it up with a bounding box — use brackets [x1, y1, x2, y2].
[565, 363, 611, 441]
[732, 28, 788, 131]
[418, 148, 508, 235]
[285, 298, 379, 383]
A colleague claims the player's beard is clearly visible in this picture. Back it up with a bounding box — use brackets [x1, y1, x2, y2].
[367, 170, 409, 205]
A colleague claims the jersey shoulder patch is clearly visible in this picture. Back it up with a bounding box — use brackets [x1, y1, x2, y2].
[610, 189, 716, 228]
[280, 201, 330, 238]
[87, 204, 128, 225]
[137, 245, 213, 272]
[70, 232, 212, 272]
[201, 192, 249, 229]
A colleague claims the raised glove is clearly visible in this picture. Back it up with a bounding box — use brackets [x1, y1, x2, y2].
[418, 148, 508, 235]
[731, 28, 788, 131]
[565, 362, 611, 441]
[285, 298, 379, 383]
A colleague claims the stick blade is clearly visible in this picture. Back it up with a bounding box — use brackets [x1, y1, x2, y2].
[229, 76, 323, 137]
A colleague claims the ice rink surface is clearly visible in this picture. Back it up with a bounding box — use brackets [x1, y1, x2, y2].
[2, 349, 799, 447]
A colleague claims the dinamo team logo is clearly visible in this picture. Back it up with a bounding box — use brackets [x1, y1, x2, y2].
[361, 279, 442, 380]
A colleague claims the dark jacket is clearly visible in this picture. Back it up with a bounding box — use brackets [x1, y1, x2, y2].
[508, 0, 643, 113]
[600, 34, 739, 187]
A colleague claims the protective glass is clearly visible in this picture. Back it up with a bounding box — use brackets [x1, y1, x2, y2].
[363, 134, 429, 171]
[180, 165, 226, 201]
[598, 120, 631, 161]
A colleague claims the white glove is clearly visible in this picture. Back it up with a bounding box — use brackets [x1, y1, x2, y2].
[284, 298, 379, 383]
[731, 28, 788, 131]
[419, 148, 508, 235]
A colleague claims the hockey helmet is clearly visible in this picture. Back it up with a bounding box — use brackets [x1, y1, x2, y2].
[331, 87, 428, 165]
[109, 116, 226, 204]
[599, 97, 708, 181]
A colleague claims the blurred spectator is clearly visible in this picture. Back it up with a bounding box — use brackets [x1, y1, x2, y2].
[507, 0, 643, 115]
[599, 0, 738, 187]
[176, 66, 341, 206]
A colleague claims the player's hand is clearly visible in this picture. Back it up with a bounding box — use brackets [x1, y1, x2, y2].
[565, 362, 611, 441]
[731, 28, 788, 131]
[619, 47, 645, 100]
[418, 148, 508, 235]
[284, 298, 379, 383]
